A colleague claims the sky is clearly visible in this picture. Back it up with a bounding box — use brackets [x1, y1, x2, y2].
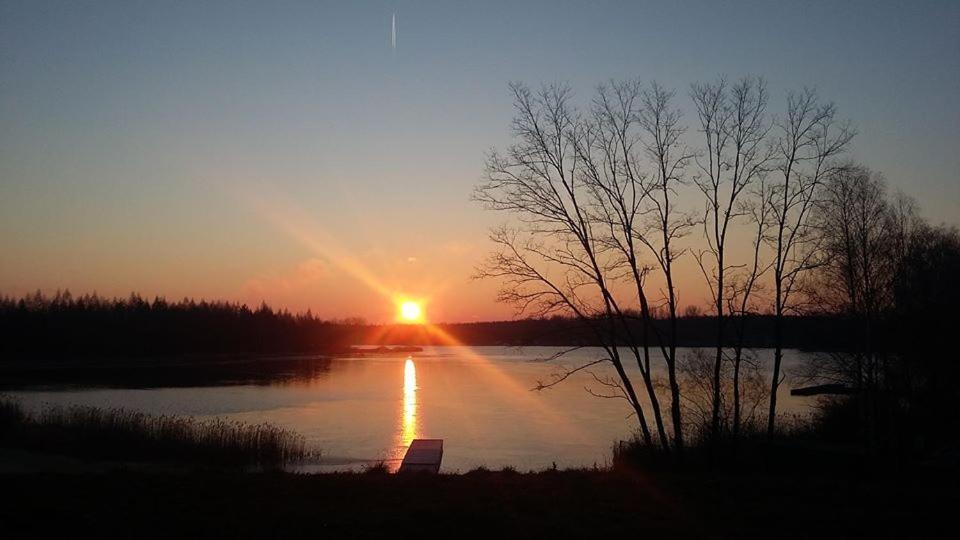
[1, 0, 958, 322]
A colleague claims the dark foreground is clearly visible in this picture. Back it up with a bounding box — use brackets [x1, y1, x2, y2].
[2, 466, 953, 539]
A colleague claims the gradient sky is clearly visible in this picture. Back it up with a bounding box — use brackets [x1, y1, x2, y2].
[1, 1, 958, 322]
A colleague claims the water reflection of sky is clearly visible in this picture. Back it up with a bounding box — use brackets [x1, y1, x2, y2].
[6, 346, 818, 472]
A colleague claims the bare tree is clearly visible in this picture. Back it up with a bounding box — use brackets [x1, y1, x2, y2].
[816, 166, 903, 323]
[690, 76, 772, 441]
[679, 345, 768, 442]
[765, 89, 854, 436]
[632, 82, 695, 451]
[577, 79, 700, 451]
[473, 82, 660, 447]
[476, 79, 855, 450]
[727, 175, 774, 440]
[804, 164, 918, 446]
[576, 79, 673, 448]
[475, 80, 697, 453]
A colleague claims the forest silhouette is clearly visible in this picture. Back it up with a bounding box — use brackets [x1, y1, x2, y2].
[0, 290, 870, 357]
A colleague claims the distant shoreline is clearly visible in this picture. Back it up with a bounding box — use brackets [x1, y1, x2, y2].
[0, 354, 335, 390]
[2, 292, 868, 360]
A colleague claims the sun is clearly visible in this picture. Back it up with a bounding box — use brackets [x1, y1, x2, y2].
[398, 300, 424, 323]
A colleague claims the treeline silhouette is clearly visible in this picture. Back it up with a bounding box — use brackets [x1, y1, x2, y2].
[352, 315, 858, 349]
[0, 290, 863, 361]
[0, 292, 354, 359]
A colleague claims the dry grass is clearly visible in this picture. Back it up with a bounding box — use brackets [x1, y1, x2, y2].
[0, 397, 307, 469]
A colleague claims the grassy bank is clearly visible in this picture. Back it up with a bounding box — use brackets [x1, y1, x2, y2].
[1, 467, 953, 538]
[0, 398, 306, 469]
[1, 399, 954, 537]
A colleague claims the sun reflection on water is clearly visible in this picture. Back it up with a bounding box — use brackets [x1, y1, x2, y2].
[402, 356, 417, 447]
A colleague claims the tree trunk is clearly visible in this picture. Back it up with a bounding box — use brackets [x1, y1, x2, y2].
[711, 253, 725, 441]
[732, 345, 742, 441]
[767, 298, 784, 438]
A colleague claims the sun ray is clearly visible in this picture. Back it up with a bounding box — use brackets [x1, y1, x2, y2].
[418, 324, 585, 440]
[240, 185, 587, 460]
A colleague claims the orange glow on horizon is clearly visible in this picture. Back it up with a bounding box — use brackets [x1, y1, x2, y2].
[240, 182, 713, 322]
[242, 187, 452, 322]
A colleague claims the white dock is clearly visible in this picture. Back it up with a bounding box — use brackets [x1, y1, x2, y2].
[398, 439, 443, 473]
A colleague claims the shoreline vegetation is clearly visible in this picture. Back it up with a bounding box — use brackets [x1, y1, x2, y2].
[1, 398, 954, 537]
[0, 397, 307, 470]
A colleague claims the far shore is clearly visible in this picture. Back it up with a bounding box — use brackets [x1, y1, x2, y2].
[0, 354, 335, 389]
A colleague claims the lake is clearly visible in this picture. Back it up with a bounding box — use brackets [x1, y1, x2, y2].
[5, 346, 816, 472]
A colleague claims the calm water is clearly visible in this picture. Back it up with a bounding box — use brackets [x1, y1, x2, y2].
[7, 346, 815, 472]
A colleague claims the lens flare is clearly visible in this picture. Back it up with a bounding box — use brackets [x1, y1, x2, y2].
[399, 300, 423, 323]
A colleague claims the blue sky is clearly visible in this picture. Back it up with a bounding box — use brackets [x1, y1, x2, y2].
[1, 1, 957, 320]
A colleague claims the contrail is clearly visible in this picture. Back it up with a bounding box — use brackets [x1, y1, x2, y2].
[391, 12, 396, 50]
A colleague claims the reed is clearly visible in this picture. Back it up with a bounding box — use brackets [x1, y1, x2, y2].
[0, 397, 306, 469]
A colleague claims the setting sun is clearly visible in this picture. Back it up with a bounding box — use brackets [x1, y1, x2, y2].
[398, 300, 424, 323]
